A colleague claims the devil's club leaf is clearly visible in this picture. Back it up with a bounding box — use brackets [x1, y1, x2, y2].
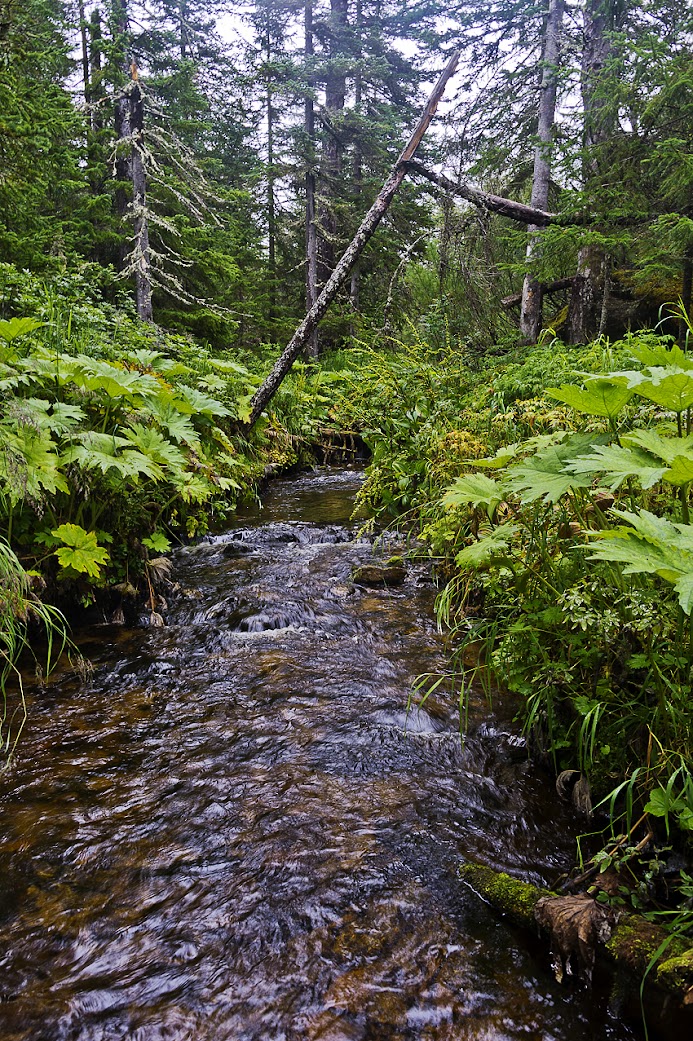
[547, 378, 633, 418]
[442, 473, 504, 512]
[51, 524, 109, 578]
[567, 443, 665, 490]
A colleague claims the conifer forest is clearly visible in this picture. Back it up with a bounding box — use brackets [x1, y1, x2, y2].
[2, 2, 693, 1038]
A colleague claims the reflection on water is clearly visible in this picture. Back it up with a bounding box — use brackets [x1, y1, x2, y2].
[0, 468, 635, 1040]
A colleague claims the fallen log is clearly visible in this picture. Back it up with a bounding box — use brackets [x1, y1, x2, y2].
[245, 48, 461, 430]
[460, 861, 693, 1009]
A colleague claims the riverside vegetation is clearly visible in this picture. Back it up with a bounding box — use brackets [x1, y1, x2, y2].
[0, 263, 327, 760]
[3, 264, 693, 964]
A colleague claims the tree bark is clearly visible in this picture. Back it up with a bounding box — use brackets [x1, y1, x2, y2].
[77, 0, 91, 114]
[317, 0, 349, 286]
[679, 250, 693, 349]
[460, 861, 693, 1010]
[246, 48, 461, 430]
[89, 9, 104, 134]
[520, 0, 564, 343]
[304, 2, 319, 359]
[349, 0, 364, 338]
[502, 276, 574, 308]
[129, 65, 153, 322]
[567, 0, 614, 343]
[265, 17, 277, 324]
[113, 0, 131, 269]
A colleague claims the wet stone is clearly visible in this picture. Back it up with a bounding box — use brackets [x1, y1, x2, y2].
[351, 563, 406, 587]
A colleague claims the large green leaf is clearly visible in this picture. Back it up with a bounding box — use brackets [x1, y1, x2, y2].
[630, 339, 693, 370]
[442, 473, 504, 514]
[664, 455, 693, 487]
[17, 398, 86, 436]
[123, 424, 187, 471]
[567, 443, 666, 490]
[0, 317, 44, 342]
[51, 524, 109, 579]
[505, 435, 602, 504]
[588, 508, 693, 613]
[547, 378, 633, 418]
[173, 385, 230, 417]
[0, 425, 69, 501]
[623, 429, 693, 464]
[61, 432, 163, 481]
[146, 398, 201, 446]
[635, 372, 693, 412]
[455, 524, 519, 571]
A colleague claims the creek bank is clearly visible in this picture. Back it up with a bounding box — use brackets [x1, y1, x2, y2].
[460, 861, 693, 1027]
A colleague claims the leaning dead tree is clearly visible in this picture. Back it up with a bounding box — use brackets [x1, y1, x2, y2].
[246, 48, 461, 430]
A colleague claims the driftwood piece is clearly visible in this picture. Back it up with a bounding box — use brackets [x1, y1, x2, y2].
[246, 48, 461, 430]
[459, 861, 693, 1008]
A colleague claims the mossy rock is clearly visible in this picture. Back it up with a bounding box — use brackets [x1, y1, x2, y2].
[657, 948, 693, 1000]
[384, 555, 405, 567]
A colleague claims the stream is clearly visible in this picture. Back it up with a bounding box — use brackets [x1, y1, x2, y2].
[0, 467, 638, 1040]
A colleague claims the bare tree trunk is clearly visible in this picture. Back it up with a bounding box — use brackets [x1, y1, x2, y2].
[77, 0, 91, 114]
[247, 49, 460, 430]
[265, 18, 277, 325]
[304, 2, 319, 359]
[406, 161, 556, 226]
[129, 65, 153, 322]
[567, 0, 613, 343]
[679, 249, 693, 348]
[349, 0, 363, 338]
[179, 1, 189, 60]
[113, 0, 131, 270]
[520, 0, 564, 343]
[598, 254, 611, 336]
[89, 8, 104, 134]
[317, 0, 348, 287]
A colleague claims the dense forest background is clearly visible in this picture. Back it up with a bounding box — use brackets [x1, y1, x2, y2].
[2, 0, 692, 352]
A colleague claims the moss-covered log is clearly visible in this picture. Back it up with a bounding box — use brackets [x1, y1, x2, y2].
[459, 861, 693, 1007]
[459, 862, 553, 930]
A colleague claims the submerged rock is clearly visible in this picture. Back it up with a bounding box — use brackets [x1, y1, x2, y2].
[352, 560, 406, 587]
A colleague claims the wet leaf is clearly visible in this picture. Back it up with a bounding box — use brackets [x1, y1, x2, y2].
[535, 895, 614, 982]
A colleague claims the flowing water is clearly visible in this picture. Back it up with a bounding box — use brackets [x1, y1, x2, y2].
[0, 468, 638, 1041]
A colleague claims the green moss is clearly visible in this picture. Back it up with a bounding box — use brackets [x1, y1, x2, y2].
[657, 948, 693, 993]
[606, 914, 691, 987]
[459, 862, 552, 929]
